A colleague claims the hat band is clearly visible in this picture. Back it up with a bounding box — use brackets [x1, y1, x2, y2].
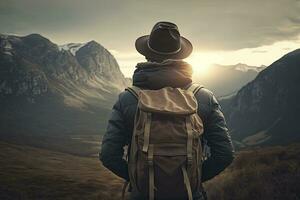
[147, 40, 181, 55]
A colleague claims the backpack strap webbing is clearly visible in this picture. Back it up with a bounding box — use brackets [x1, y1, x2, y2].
[125, 86, 141, 99]
[185, 116, 193, 166]
[181, 166, 193, 200]
[148, 144, 155, 200]
[142, 113, 152, 152]
[187, 83, 204, 95]
[121, 181, 129, 200]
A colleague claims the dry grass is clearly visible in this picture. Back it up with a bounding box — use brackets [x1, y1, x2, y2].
[1, 141, 299, 200]
[0, 141, 123, 200]
[204, 144, 300, 200]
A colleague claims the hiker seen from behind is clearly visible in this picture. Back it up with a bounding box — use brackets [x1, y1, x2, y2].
[100, 21, 235, 200]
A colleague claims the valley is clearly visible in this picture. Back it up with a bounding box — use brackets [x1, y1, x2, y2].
[0, 141, 123, 200]
[1, 32, 300, 199]
[1, 140, 299, 200]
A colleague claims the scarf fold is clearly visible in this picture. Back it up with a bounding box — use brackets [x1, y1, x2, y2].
[132, 60, 193, 90]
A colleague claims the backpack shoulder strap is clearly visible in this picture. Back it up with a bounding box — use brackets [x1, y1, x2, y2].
[186, 83, 204, 95]
[125, 86, 141, 99]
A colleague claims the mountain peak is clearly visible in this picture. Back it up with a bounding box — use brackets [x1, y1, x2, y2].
[24, 33, 44, 38]
[58, 40, 109, 57]
[19, 33, 57, 51]
[85, 40, 104, 48]
[0, 33, 129, 98]
[0, 33, 130, 136]
[22, 33, 53, 43]
[235, 63, 248, 66]
[59, 43, 86, 56]
[87, 40, 98, 44]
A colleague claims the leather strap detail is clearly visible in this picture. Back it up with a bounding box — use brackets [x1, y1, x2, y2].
[186, 116, 193, 166]
[181, 166, 193, 200]
[187, 83, 204, 95]
[142, 113, 152, 152]
[121, 181, 129, 200]
[148, 145, 155, 200]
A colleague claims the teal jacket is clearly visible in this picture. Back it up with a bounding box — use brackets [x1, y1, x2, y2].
[100, 60, 234, 199]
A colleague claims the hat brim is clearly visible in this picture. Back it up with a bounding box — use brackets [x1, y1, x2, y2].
[135, 35, 193, 60]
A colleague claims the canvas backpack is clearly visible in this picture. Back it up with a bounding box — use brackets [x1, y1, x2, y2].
[125, 84, 204, 200]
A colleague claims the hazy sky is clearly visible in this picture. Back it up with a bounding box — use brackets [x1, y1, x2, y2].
[1, 0, 300, 76]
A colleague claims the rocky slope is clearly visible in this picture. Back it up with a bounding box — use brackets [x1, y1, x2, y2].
[193, 63, 265, 97]
[0, 33, 129, 135]
[221, 49, 300, 147]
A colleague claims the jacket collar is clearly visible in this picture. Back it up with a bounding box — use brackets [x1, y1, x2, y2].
[132, 59, 193, 90]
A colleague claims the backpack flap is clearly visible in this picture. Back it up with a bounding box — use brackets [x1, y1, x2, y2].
[128, 86, 204, 200]
[138, 87, 197, 115]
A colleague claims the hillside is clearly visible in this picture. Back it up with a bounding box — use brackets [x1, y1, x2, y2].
[221, 49, 300, 147]
[0, 141, 123, 200]
[0, 33, 130, 135]
[205, 143, 300, 200]
[0, 141, 299, 200]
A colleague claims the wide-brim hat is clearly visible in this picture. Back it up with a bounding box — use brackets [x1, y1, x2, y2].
[135, 21, 193, 60]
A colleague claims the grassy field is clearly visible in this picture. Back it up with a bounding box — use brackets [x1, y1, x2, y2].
[0, 141, 299, 200]
[205, 144, 300, 200]
[0, 141, 123, 200]
[0, 133, 101, 157]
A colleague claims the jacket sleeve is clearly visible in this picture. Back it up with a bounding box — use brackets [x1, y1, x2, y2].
[201, 94, 235, 182]
[99, 95, 129, 181]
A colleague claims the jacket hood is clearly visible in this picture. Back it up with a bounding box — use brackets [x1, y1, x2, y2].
[132, 60, 193, 90]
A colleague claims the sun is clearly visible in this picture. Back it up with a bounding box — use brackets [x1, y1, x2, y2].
[185, 54, 212, 76]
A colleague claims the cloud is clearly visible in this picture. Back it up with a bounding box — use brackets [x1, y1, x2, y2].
[252, 50, 268, 53]
[282, 47, 292, 50]
[0, 0, 299, 51]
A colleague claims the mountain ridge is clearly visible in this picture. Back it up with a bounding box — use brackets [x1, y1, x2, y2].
[0, 33, 129, 135]
[221, 48, 300, 147]
[0, 33, 129, 105]
[193, 63, 266, 97]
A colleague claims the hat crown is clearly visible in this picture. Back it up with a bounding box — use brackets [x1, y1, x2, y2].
[148, 22, 181, 54]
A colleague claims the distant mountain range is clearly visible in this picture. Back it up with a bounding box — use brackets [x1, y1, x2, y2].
[193, 63, 266, 97]
[221, 49, 300, 148]
[0, 33, 130, 135]
[1, 33, 299, 148]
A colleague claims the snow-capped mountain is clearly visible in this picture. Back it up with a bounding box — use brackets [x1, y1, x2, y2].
[0, 33, 130, 135]
[234, 63, 266, 72]
[58, 43, 87, 56]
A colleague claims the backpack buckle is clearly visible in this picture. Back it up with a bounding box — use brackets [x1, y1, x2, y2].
[148, 145, 154, 166]
[187, 156, 193, 166]
[148, 159, 154, 166]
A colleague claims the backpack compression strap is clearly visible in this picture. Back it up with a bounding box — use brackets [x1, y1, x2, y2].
[187, 83, 204, 95]
[126, 86, 152, 176]
[122, 87, 140, 200]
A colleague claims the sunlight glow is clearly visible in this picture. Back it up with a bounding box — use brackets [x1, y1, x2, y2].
[185, 52, 223, 76]
[112, 37, 300, 77]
